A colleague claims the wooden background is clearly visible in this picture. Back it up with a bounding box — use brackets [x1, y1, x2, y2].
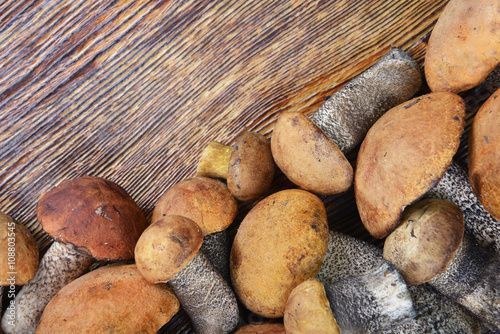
[0, 0, 494, 332]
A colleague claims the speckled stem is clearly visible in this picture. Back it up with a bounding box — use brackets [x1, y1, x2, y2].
[317, 231, 485, 334]
[429, 235, 500, 332]
[484, 64, 500, 94]
[309, 47, 422, 154]
[168, 251, 239, 334]
[200, 230, 231, 285]
[0, 241, 93, 334]
[426, 161, 500, 254]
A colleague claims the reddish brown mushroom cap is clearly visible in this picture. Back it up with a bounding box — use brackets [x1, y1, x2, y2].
[271, 112, 353, 195]
[135, 215, 203, 283]
[152, 177, 238, 235]
[468, 89, 500, 220]
[37, 176, 147, 261]
[355, 92, 465, 239]
[228, 132, 275, 202]
[383, 198, 464, 285]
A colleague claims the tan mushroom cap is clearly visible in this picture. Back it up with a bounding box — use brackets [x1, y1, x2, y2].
[355, 92, 465, 239]
[36, 264, 180, 334]
[228, 132, 275, 202]
[152, 177, 238, 235]
[271, 112, 353, 195]
[37, 176, 147, 261]
[468, 89, 500, 220]
[135, 215, 203, 283]
[234, 323, 286, 334]
[0, 213, 39, 285]
[383, 198, 464, 285]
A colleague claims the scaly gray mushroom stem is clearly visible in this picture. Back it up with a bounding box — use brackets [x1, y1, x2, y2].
[168, 251, 239, 334]
[325, 260, 415, 333]
[309, 47, 422, 154]
[201, 230, 231, 285]
[429, 235, 500, 331]
[317, 231, 484, 333]
[1, 242, 93, 334]
[426, 161, 500, 253]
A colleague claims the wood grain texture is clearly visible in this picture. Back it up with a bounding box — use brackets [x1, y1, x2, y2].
[0, 0, 495, 333]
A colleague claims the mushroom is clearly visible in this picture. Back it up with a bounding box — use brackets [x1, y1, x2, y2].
[1, 176, 148, 334]
[317, 230, 485, 333]
[354, 91, 466, 238]
[233, 323, 286, 334]
[0, 213, 39, 333]
[134, 215, 239, 334]
[197, 131, 275, 202]
[383, 198, 500, 331]
[271, 47, 422, 195]
[35, 264, 180, 333]
[284, 278, 341, 334]
[152, 176, 238, 283]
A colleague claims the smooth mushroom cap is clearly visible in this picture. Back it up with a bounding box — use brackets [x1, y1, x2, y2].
[228, 132, 275, 202]
[271, 112, 353, 195]
[383, 198, 464, 285]
[152, 177, 238, 235]
[36, 264, 180, 334]
[135, 215, 203, 283]
[0, 213, 39, 285]
[355, 92, 465, 238]
[234, 324, 286, 334]
[37, 176, 147, 261]
[468, 89, 500, 220]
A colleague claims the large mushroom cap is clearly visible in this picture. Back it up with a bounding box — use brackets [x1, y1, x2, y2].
[383, 198, 464, 285]
[468, 89, 500, 220]
[36, 264, 180, 334]
[0, 213, 39, 285]
[37, 176, 148, 261]
[135, 215, 203, 283]
[152, 177, 238, 235]
[355, 92, 465, 239]
[271, 112, 353, 195]
[228, 132, 275, 202]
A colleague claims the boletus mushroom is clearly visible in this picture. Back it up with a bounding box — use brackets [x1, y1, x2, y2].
[2, 176, 148, 334]
[230, 189, 329, 318]
[355, 92, 466, 238]
[35, 264, 179, 333]
[135, 215, 239, 334]
[197, 132, 275, 202]
[383, 198, 500, 331]
[271, 47, 421, 195]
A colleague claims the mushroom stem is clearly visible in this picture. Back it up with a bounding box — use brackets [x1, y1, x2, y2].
[309, 47, 422, 154]
[168, 251, 239, 334]
[197, 141, 233, 179]
[1, 242, 94, 334]
[429, 235, 500, 331]
[426, 161, 500, 253]
[324, 260, 416, 333]
[201, 230, 231, 285]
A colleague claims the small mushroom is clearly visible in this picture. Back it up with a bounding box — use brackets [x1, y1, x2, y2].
[383, 198, 500, 331]
[0, 213, 39, 333]
[2, 176, 148, 334]
[354, 92, 466, 238]
[134, 215, 239, 334]
[197, 132, 275, 202]
[152, 176, 238, 283]
[35, 264, 180, 333]
[317, 231, 484, 333]
[284, 278, 341, 334]
[234, 323, 286, 334]
[271, 47, 422, 195]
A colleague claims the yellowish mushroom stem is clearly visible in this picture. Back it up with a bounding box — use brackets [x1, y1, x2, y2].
[197, 142, 233, 180]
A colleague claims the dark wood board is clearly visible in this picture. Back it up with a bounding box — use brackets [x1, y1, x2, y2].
[0, 0, 496, 333]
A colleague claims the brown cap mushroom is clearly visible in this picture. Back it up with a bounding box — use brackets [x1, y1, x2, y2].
[197, 132, 275, 202]
[468, 89, 500, 221]
[36, 264, 180, 334]
[135, 215, 239, 333]
[355, 92, 465, 238]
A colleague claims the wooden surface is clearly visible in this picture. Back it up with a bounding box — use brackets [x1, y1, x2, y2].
[0, 0, 495, 333]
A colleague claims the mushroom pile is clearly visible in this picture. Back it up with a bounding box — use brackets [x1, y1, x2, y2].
[1, 0, 500, 333]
